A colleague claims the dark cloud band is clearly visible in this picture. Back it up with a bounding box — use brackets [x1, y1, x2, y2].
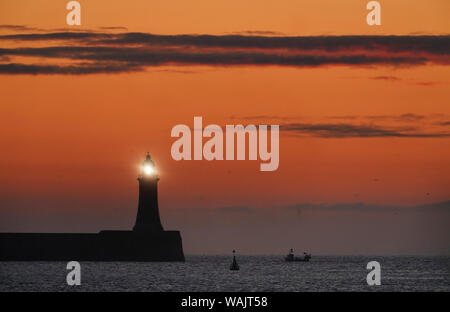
[0, 62, 140, 75]
[1, 32, 449, 54]
[281, 123, 450, 138]
[0, 29, 448, 75]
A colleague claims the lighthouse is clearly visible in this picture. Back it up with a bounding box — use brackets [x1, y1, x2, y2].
[133, 153, 164, 232]
[0, 152, 185, 261]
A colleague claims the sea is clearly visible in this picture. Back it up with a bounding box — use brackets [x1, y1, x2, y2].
[0, 256, 449, 292]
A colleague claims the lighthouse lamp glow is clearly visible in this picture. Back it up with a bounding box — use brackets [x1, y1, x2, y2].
[140, 153, 157, 176]
[143, 164, 154, 175]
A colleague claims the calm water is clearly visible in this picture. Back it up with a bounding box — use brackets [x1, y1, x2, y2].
[1, 256, 449, 292]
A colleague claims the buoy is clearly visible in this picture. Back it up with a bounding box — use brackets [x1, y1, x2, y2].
[230, 250, 240, 270]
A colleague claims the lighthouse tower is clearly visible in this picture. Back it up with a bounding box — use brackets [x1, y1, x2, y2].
[133, 153, 164, 232]
[0, 152, 185, 261]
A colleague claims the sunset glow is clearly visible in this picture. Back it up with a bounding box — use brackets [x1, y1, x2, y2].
[0, 0, 449, 255]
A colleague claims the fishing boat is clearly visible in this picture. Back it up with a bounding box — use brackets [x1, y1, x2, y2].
[285, 249, 311, 262]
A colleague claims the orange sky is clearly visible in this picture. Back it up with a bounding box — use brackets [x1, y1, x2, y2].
[1, 0, 449, 35]
[0, 0, 449, 254]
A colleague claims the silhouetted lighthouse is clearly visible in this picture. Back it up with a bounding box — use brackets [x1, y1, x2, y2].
[0, 152, 185, 261]
[133, 153, 164, 232]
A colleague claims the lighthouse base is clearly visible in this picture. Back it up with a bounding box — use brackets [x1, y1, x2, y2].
[0, 230, 185, 262]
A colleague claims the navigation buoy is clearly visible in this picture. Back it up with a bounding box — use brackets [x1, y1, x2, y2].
[230, 250, 240, 270]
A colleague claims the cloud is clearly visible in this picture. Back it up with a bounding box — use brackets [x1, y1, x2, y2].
[153, 69, 200, 74]
[0, 31, 449, 75]
[371, 75, 401, 81]
[0, 24, 128, 33]
[229, 30, 286, 36]
[0, 49, 432, 75]
[413, 81, 441, 86]
[280, 122, 449, 138]
[286, 201, 450, 213]
[0, 62, 141, 75]
[326, 114, 425, 122]
[98, 26, 128, 31]
[0, 46, 430, 66]
[287, 202, 400, 213]
[229, 114, 449, 139]
[369, 76, 444, 87]
[0, 25, 41, 32]
[366, 113, 425, 122]
[2, 32, 448, 54]
[415, 201, 450, 211]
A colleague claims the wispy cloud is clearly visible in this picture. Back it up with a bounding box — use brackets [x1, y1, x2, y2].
[0, 29, 448, 75]
[365, 113, 425, 122]
[369, 75, 444, 87]
[0, 25, 41, 32]
[229, 30, 286, 36]
[281, 122, 449, 138]
[230, 114, 449, 139]
[286, 201, 450, 213]
[326, 113, 425, 122]
[370, 75, 401, 81]
[414, 81, 441, 86]
[98, 26, 128, 31]
[0, 62, 140, 75]
[2, 32, 448, 54]
[0, 24, 128, 33]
